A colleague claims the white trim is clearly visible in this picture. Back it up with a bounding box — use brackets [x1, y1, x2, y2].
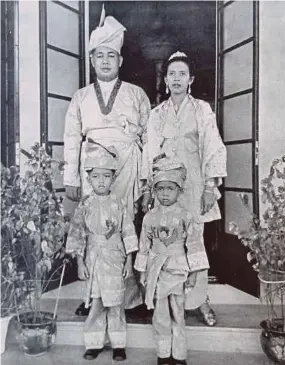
[84, 0, 90, 85]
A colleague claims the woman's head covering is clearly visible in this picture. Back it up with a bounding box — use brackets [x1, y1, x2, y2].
[89, 5, 126, 55]
[168, 51, 187, 61]
[84, 138, 118, 171]
[151, 155, 187, 188]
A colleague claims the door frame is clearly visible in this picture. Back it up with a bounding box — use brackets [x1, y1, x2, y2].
[39, 0, 86, 193]
[215, 0, 260, 296]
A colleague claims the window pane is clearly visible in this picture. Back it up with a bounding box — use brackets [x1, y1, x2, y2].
[223, 93, 252, 142]
[47, 49, 79, 97]
[47, 1, 79, 54]
[225, 143, 252, 189]
[223, 1, 253, 49]
[48, 97, 69, 142]
[225, 191, 253, 234]
[223, 42, 253, 96]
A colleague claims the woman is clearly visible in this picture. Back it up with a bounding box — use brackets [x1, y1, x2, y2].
[141, 51, 227, 326]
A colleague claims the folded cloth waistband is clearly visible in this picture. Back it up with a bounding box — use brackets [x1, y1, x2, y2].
[150, 240, 185, 256]
[87, 233, 123, 250]
[83, 128, 140, 145]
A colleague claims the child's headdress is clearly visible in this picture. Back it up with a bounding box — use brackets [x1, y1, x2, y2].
[151, 153, 187, 188]
[84, 138, 118, 171]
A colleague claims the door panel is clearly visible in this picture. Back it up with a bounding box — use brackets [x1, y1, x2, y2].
[223, 43, 253, 95]
[40, 1, 85, 192]
[217, 0, 259, 296]
[223, 0, 253, 48]
[47, 49, 80, 97]
[47, 2, 79, 54]
[223, 94, 252, 141]
[47, 98, 69, 141]
[224, 191, 253, 234]
[225, 144, 253, 189]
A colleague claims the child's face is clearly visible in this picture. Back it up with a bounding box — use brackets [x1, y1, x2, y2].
[155, 181, 181, 206]
[87, 168, 115, 195]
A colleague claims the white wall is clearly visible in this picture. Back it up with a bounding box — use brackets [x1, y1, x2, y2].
[18, 0, 41, 170]
[259, 1, 285, 212]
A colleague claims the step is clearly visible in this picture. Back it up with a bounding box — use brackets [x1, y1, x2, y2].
[1, 345, 273, 365]
[6, 282, 272, 354]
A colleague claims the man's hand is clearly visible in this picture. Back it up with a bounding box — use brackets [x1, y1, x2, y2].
[65, 185, 81, 202]
[142, 191, 152, 213]
[123, 255, 133, 279]
[201, 187, 216, 215]
[77, 256, 89, 281]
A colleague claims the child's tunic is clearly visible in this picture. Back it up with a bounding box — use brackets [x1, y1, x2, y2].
[134, 202, 210, 309]
[66, 192, 138, 307]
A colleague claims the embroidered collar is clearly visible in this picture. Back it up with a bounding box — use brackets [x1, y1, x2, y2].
[90, 191, 111, 202]
[159, 202, 179, 213]
[93, 78, 122, 115]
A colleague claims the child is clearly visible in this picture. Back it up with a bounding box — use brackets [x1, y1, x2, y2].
[134, 158, 210, 365]
[66, 141, 138, 362]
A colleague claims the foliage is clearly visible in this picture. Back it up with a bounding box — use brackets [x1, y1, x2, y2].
[229, 155, 285, 330]
[1, 143, 68, 318]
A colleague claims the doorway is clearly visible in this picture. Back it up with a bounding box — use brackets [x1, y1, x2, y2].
[89, 1, 260, 296]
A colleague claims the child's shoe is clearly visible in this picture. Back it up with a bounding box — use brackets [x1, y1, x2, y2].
[113, 348, 126, 361]
[172, 359, 187, 365]
[83, 348, 103, 360]
[157, 357, 172, 365]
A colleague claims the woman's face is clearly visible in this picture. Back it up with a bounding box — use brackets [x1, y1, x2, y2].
[165, 61, 194, 96]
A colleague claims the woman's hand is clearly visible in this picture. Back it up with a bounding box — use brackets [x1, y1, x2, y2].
[142, 191, 152, 213]
[77, 257, 89, 281]
[139, 272, 147, 287]
[123, 255, 133, 279]
[201, 186, 216, 215]
[185, 272, 198, 293]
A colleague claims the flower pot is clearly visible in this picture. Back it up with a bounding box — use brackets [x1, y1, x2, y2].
[0, 315, 12, 354]
[16, 311, 57, 356]
[260, 319, 285, 364]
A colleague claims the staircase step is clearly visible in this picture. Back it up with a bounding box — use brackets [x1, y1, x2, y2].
[1, 345, 272, 365]
[6, 283, 272, 354]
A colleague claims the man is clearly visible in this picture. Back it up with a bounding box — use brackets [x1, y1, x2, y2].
[64, 7, 151, 312]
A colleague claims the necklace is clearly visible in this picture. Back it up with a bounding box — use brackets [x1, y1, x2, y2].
[93, 78, 122, 115]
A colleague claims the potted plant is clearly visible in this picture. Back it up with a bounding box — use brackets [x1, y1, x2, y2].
[229, 155, 285, 364]
[1, 249, 18, 354]
[1, 143, 68, 356]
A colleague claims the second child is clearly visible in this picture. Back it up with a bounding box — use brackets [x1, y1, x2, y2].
[134, 158, 210, 365]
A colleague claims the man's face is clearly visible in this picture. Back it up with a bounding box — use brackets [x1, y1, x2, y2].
[90, 46, 123, 82]
[155, 181, 181, 206]
[87, 168, 115, 195]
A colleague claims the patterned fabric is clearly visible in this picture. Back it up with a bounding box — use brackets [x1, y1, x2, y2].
[142, 95, 227, 223]
[66, 193, 139, 308]
[84, 298, 126, 349]
[64, 81, 151, 219]
[134, 203, 209, 309]
[84, 142, 119, 171]
[153, 294, 187, 360]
